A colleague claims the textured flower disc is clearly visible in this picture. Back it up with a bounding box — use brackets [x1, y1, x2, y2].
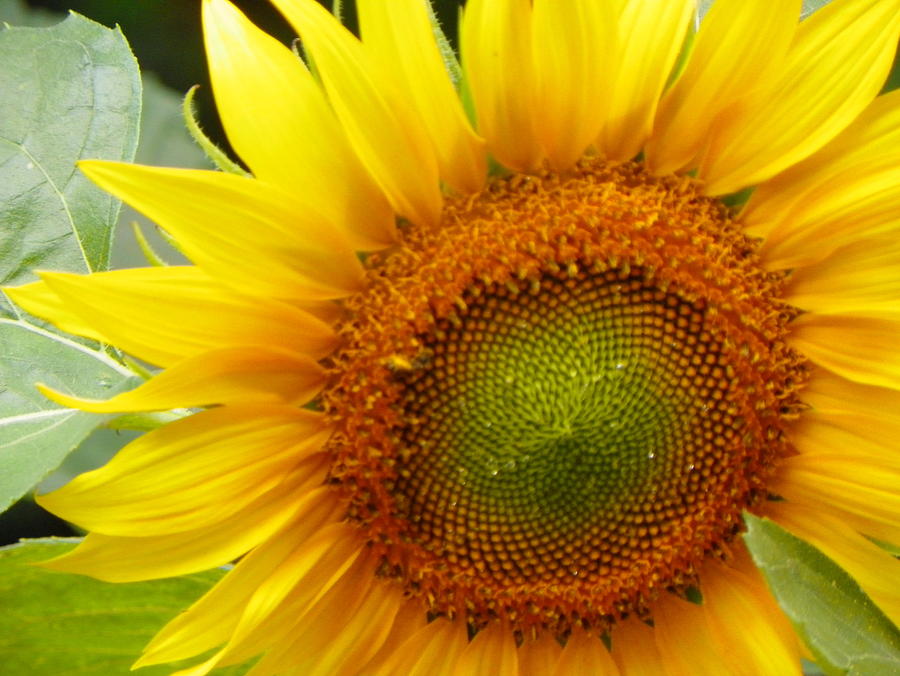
[325, 159, 808, 636]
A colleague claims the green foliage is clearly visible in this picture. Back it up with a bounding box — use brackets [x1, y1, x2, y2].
[0, 12, 143, 513]
[0, 13, 140, 310]
[744, 514, 900, 676]
[0, 324, 139, 513]
[0, 539, 250, 675]
[181, 85, 248, 176]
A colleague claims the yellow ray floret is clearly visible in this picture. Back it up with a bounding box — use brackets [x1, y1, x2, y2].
[202, 0, 395, 249]
[135, 506, 348, 668]
[790, 314, 900, 391]
[774, 453, 900, 547]
[766, 501, 900, 627]
[37, 405, 331, 536]
[453, 621, 519, 676]
[610, 616, 665, 675]
[241, 566, 403, 676]
[79, 161, 365, 301]
[270, 0, 442, 227]
[785, 236, 900, 316]
[652, 593, 728, 675]
[39, 460, 331, 583]
[37, 346, 326, 412]
[596, 0, 693, 162]
[646, 0, 799, 174]
[744, 88, 900, 269]
[554, 629, 620, 676]
[460, 0, 541, 172]
[148, 524, 364, 675]
[370, 617, 465, 676]
[359, 604, 429, 676]
[516, 634, 559, 676]
[356, 0, 486, 194]
[10, 267, 336, 367]
[698, 0, 900, 195]
[530, 0, 614, 171]
[800, 368, 900, 448]
[700, 557, 802, 676]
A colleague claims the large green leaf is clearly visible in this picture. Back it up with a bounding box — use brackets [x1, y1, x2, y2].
[743, 514, 900, 676]
[0, 539, 250, 675]
[0, 321, 139, 512]
[0, 12, 143, 512]
[0, 11, 141, 314]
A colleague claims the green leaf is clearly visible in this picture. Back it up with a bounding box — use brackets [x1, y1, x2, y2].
[0, 321, 140, 512]
[743, 513, 900, 676]
[0, 12, 141, 316]
[0, 539, 251, 675]
[180, 84, 247, 176]
[0, 12, 144, 513]
[425, 0, 462, 89]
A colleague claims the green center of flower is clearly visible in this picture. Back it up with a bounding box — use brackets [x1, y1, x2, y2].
[325, 159, 806, 635]
[393, 269, 725, 581]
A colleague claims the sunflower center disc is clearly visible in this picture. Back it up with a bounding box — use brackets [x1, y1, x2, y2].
[395, 272, 719, 574]
[325, 159, 805, 635]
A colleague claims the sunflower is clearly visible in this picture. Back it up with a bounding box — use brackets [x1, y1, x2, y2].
[8, 0, 900, 673]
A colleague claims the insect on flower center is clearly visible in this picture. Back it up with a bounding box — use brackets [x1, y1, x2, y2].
[324, 159, 806, 636]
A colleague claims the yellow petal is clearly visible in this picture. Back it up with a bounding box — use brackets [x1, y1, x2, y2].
[791, 416, 898, 462]
[799, 367, 900, 450]
[611, 615, 666, 676]
[701, 558, 802, 676]
[23, 267, 336, 367]
[790, 314, 900, 390]
[531, 0, 614, 170]
[202, 0, 394, 250]
[247, 562, 403, 676]
[766, 500, 900, 628]
[597, 0, 694, 161]
[452, 622, 518, 676]
[372, 617, 467, 676]
[354, 600, 429, 676]
[460, 0, 542, 172]
[37, 405, 331, 536]
[646, 0, 799, 174]
[39, 458, 329, 582]
[357, 0, 486, 194]
[138, 518, 355, 667]
[744, 88, 900, 268]
[4, 280, 105, 342]
[773, 452, 900, 547]
[38, 346, 326, 412]
[554, 630, 620, 676]
[699, 0, 900, 195]
[518, 633, 562, 676]
[784, 236, 900, 315]
[653, 593, 730, 676]
[270, 0, 441, 227]
[79, 161, 364, 301]
[219, 540, 372, 674]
